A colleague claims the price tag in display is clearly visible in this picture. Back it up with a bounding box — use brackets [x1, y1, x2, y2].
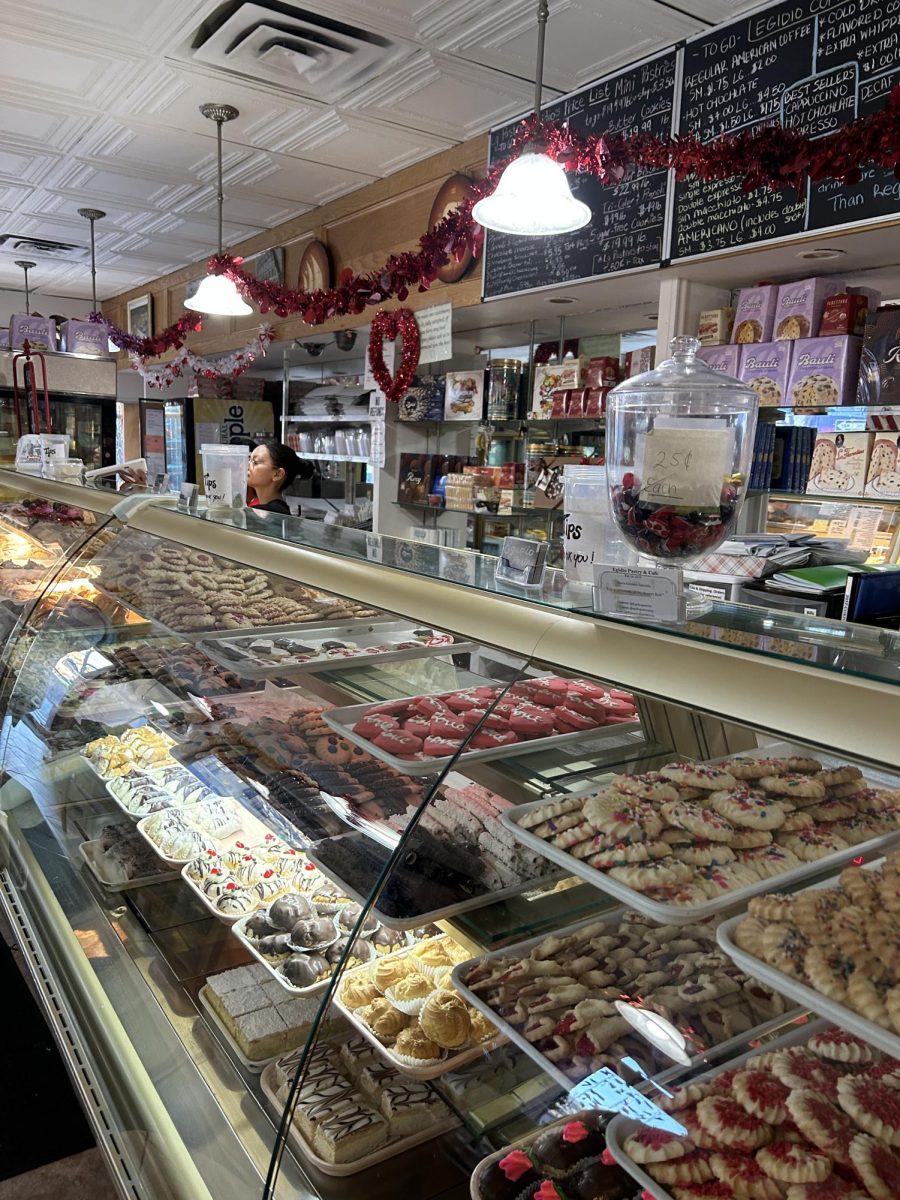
[638, 419, 734, 508]
[594, 562, 683, 621]
[366, 534, 383, 562]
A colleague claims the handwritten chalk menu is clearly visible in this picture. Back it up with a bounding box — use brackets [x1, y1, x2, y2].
[482, 50, 677, 299]
[672, 0, 900, 260]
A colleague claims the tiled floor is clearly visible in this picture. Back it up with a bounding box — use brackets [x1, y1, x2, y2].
[0, 1151, 118, 1200]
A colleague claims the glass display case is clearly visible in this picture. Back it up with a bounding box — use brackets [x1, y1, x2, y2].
[0, 467, 898, 1200]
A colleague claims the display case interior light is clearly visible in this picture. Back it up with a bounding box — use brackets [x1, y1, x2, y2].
[614, 1000, 691, 1065]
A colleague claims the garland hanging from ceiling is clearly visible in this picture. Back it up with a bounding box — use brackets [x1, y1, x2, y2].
[129, 325, 275, 390]
[101, 86, 900, 367]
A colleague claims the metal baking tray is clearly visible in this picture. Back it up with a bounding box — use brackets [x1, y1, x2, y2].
[606, 1018, 828, 1200]
[259, 1051, 458, 1177]
[322, 692, 641, 776]
[198, 620, 473, 678]
[717, 859, 900, 1062]
[502, 745, 900, 924]
[78, 838, 179, 891]
[450, 910, 805, 1091]
[307, 833, 565, 931]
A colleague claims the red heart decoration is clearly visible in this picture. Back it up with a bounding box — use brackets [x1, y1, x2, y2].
[368, 308, 421, 402]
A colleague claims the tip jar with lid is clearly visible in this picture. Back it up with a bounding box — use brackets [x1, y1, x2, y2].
[606, 336, 759, 562]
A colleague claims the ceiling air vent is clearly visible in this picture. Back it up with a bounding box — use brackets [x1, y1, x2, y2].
[0, 235, 87, 261]
[187, 2, 413, 103]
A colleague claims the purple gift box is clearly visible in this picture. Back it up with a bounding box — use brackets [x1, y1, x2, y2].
[738, 341, 793, 407]
[787, 335, 862, 408]
[62, 320, 107, 355]
[773, 276, 845, 341]
[0, 327, 9, 351]
[697, 345, 741, 377]
[10, 314, 55, 352]
[731, 285, 778, 344]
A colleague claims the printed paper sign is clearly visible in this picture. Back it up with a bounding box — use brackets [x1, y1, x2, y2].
[416, 302, 453, 365]
[594, 563, 683, 621]
[638, 419, 734, 508]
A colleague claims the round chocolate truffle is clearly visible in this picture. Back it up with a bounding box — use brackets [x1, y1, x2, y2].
[371, 926, 407, 955]
[288, 916, 339, 951]
[565, 1159, 632, 1200]
[268, 893, 315, 931]
[338, 902, 378, 935]
[243, 912, 275, 940]
[281, 953, 329, 988]
[326, 934, 375, 965]
[256, 933, 291, 958]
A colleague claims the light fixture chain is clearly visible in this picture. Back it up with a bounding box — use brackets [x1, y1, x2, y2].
[534, 0, 549, 120]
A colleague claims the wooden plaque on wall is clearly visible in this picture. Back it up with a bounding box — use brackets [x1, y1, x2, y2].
[298, 240, 333, 293]
[429, 174, 475, 284]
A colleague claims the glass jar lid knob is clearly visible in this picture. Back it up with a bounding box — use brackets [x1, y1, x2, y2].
[669, 335, 701, 362]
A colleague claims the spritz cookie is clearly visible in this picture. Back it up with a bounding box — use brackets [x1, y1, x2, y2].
[709, 788, 786, 830]
[660, 762, 739, 791]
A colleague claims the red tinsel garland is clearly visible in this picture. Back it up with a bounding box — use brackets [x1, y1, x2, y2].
[367, 309, 421, 401]
[90, 310, 202, 357]
[101, 85, 900, 360]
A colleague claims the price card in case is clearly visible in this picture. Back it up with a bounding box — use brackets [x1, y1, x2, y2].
[593, 562, 683, 621]
[638, 418, 734, 508]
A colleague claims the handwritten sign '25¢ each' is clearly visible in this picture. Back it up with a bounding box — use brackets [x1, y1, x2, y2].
[638, 420, 735, 508]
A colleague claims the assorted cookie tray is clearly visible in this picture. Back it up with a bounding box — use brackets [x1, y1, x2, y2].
[332, 934, 506, 1080]
[717, 854, 900, 1062]
[198, 619, 473, 677]
[322, 675, 640, 776]
[259, 1038, 458, 1177]
[502, 747, 900, 923]
[230, 888, 416, 996]
[451, 908, 803, 1092]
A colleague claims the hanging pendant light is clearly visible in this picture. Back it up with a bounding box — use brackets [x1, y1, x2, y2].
[15, 260, 36, 314]
[472, 0, 591, 237]
[185, 103, 253, 317]
[78, 208, 118, 352]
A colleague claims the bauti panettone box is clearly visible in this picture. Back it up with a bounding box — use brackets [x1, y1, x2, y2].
[773, 276, 845, 340]
[786, 335, 861, 408]
[807, 432, 873, 498]
[731, 285, 778, 344]
[865, 432, 900, 499]
[738, 341, 793, 407]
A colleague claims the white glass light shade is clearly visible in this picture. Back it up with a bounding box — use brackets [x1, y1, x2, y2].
[184, 273, 252, 316]
[472, 150, 592, 236]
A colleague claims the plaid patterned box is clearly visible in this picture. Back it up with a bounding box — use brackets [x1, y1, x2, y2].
[688, 551, 777, 579]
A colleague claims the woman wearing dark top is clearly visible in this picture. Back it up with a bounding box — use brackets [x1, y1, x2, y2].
[247, 440, 307, 514]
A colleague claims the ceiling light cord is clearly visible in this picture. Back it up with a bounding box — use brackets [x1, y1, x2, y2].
[534, 0, 549, 121]
[216, 115, 224, 257]
[78, 207, 106, 312]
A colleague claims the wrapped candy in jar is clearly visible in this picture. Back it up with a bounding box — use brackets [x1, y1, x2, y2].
[606, 336, 758, 562]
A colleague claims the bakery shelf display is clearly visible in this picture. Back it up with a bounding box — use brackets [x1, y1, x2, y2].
[503, 751, 900, 923]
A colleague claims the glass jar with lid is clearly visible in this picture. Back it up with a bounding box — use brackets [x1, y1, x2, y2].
[486, 358, 523, 420]
[606, 335, 759, 562]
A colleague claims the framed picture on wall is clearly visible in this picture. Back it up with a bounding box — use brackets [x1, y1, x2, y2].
[248, 248, 284, 285]
[127, 294, 152, 339]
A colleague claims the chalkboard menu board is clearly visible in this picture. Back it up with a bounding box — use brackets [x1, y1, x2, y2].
[672, 0, 900, 260]
[482, 50, 677, 299]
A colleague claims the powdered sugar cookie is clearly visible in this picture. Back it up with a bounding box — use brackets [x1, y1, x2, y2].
[660, 762, 739, 791]
[757, 1141, 832, 1184]
[849, 1131, 900, 1200]
[732, 1069, 790, 1124]
[786, 1089, 856, 1163]
[807, 1028, 875, 1064]
[662, 800, 735, 842]
[710, 1150, 783, 1198]
[709, 788, 786, 830]
[836, 1075, 900, 1145]
[760, 775, 826, 801]
[623, 1125, 692, 1162]
[695, 1095, 772, 1150]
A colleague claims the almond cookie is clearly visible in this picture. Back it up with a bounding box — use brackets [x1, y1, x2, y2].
[761, 774, 826, 801]
[808, 1028, 875, 1064]
[709, 788, 786, 830]
[660, 762, 739, 792]
[623, 1125, 693, 1163]
[607, 858, 693, 891]
[648, 1150, 714, 1185]
[785, 1089, 856, 1164]
[732, 1068, 790, 1124]
[777, 827, 849, 861]
[662, 800, 735, 843]
[849, 1132, 900, 1200]
[757, 1141, 832, 1184]
[772, 1049, 841, 1098]
[710, 1150, 783, 1199]
[695, 1095, 772, 1150]
[815, 766, 862, 788]
[837, 1076, 900, 1145]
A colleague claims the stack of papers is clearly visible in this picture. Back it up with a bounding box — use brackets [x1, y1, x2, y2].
[765, 565, 883, 593]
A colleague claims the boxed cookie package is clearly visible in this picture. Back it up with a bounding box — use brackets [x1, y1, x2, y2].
[531, 362, 580, 416]
[731, 284, 778, 344]
[697, 345, 741, 377]
[807, 431, 873, 497]
[738, 341, 793, 407]
[698, 307, 735, 345]
[865, 432, 900, 499]
[61, 320, 108, 355]
[786, 335, 862, 408]
[773, 276, 845, 340]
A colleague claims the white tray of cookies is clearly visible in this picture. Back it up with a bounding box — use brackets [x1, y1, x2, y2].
[451, 908, 803, 1092]
[259, 1041, 458, 1176]
[605, 1018, 836, 1200]
[502, 748, 900, 923]
[717, 854, 900, 1062]
[332, 935, 506, 1080]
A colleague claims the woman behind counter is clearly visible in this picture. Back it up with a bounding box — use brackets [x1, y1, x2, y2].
[247, 440, 312, 514]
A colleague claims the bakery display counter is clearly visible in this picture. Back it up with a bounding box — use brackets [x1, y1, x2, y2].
[0, 471, 899, 1200]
